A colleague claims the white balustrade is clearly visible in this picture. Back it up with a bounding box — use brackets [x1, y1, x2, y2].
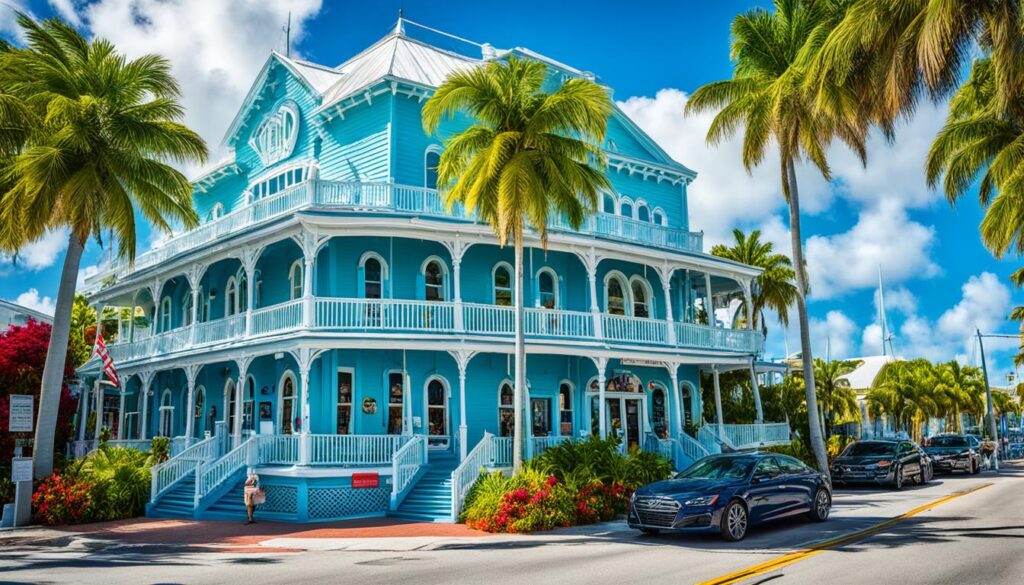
[150, 435, 217, 502]
[531, 435, 571, 457]
[257, 434, 300, 464]
[310, 434, 409, 465]
[602, 313, 668, 344]
[674, 432, 710, 469]
[525, 308, 593, 338]
[316, 298, 454, 332]
[390, 435, 427, 508]
[251, 300, 303, 336]
[195, 436, 253, 503]
[450, 432, 497, 520]
[717, 422, 791, 449]
[462, 302, 514, 335]
[696, 426, 724, 455]
[194, 314, 245, 345]
[488, 436, 513, 467]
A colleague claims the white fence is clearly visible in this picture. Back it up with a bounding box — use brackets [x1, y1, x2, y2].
[310, 434, 408, 465]
[390, 436, 427, 508]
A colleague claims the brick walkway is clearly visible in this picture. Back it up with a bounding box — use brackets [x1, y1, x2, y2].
[51, 517, 494, 552]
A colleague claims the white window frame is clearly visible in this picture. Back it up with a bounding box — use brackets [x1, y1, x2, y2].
[498, 380, 515, 437]
[536, 267, 559, 309]
[208, 203, 224, 222]
[558, 380, 574, 437]
[601, 192, 618, 215]
[159, 389, 174, 437]
[181, 294, 193, 327]
[635, 199, 651, 222]
[224, 277, 238, 317]
[492, 261, 513, 306]
[237, 269, 249, 314]
[629, 275, 654, 318]
[652, 207, 667, 226]
[249, 100, 300, 166]
[277, 370, 298, 435]
[604, 271, 630, 316]
[224, 378, 237, 433]
[160, 296, 172, 331]
[619, 196, 635, 219]
[425, 145, 443, 189]
[359, 251, 389, 299]
[423, 375, 450, 447]
[288, 260, 303, 301]
[336, 367, 355, 435]
[421, 256, 449, 302]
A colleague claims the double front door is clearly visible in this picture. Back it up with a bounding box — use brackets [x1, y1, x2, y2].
[591, 395, 646, 451]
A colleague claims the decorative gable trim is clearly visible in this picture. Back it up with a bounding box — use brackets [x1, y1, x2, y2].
[249, 100, 301, 167]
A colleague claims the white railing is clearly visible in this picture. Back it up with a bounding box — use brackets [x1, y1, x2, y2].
[195, 436, 253, 505]
[310, 434, 409, 465]
[194, 314, 245, 346]
[251, 300, 303, 336]
[696, 426, 725, 455]
[463, 302, 514, 335]
[718, 423, 791, 449]
[531, 435, 571, 457]
[602, 314, 668, 344]
[450, 432, 497, 520]
[169, 436, 188, 457]
[84, 180, 704, 289]
[390, 435, 427, 508]
[150, 435, 217, 502]
[316, 298, 455, 331]
[257, 434, 300, 464]
[525, 308, 593, 338]
[674, 432, 711, 469]
[488, 436, 513, 467]
[643, 433, 675, 460]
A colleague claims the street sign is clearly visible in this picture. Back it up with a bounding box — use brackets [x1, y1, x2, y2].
[11, 457, 32, 483]
[8, 395, 33, 432]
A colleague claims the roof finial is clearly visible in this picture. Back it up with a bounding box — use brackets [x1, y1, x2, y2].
[395, 8, 405, 35]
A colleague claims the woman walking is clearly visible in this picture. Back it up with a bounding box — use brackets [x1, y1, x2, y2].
[243, 471, 261, 524]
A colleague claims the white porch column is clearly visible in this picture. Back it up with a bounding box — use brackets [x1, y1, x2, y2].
[128, 292, 137, 343]
[77, 381, 90, 442]
[139, 372, 151, 441]
[750, 359, 763, 424]
[593, 356, 608, 438]
[712, 365, 724, 434]
[579, 249, 603, 339]
[442, 240, 471, 332]
[449, 350, 476, 461]
[187, 263, 204, 346]
[660, 264, 676, 345]
[704, 272, 714, 327]
[296, 231, 320, 329]
[668, 365, 683, 437]
[296, 348, 321, 466]
[233, 357, 252, 449]
[117, 384, 126, 440]
[184, 365, 199, 447]
[92, 380, 102, 449]
[243, 250, 257, 338]
[742, 278, 754, 331]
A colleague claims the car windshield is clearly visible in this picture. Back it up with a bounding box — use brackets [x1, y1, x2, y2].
[842, 442, 896, 457]
[679, 457, 756, 480]
[929, 436, 968, 447]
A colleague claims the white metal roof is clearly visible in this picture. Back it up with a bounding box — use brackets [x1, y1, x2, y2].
[290, 59, 345, 94]
[839, 355, 897, 391]
[319, 32, 481, 110]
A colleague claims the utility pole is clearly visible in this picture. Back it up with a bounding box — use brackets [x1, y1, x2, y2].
[284, 11, 291, 57]
[975, 328, 1000, 471]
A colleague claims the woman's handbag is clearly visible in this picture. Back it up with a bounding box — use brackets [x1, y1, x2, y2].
[253, 487, 266, 505]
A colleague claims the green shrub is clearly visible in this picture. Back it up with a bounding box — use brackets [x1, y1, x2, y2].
[149, 437, 170, 464]
[460, 471, 509, 523]
[76, 446, 152, 521]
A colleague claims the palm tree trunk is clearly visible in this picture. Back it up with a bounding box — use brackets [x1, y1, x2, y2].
[512, 233, 525, 473]
[33, 232, 84, 479]
[785, 158, 829, 475]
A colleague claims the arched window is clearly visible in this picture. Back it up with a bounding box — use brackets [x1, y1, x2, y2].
[225, 277, 237, 317]
[250, 101, 300, 166]
[559, 382, 573, 436]
[605, 274, 628, 315]
[243, 376, 256, 433]
[194, 386, 205, 437]
[197, 287, 208, 323]
[650, 383, 668, 439]
[425, 148, 442, 189]
[225, 379, 237, 433]
[537, 268, 558, 309]
[636, 202, 650, 222]
[360, 253, 387, 299]
[181, 294, 193, 327]
[279, 372, 297, 434]
[160, 297, 172, 331]
[619, 197, 634, 218]
[498, 382, 515, 437]
[422, 258, 446, 301]
[602, 193, 617, 214]
[238, 271, 248, 313]
[631, 278, 651, 318]
[289, 260, 303, 301]
[426, 377, 449, 446]
[159, 390, 174, 437]
[493, 263, 513, 306]
[653, 208, 666, 226]
[208, 203, 224, 222]
[387, 371, 405, 435]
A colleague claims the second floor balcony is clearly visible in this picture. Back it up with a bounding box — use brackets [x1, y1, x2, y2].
[101, 296, 763, 365]
[85, 180, 705, 289]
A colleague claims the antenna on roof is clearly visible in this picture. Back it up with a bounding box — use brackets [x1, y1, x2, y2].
[877, 266, 896, 358]
[283, 11, 292, 57]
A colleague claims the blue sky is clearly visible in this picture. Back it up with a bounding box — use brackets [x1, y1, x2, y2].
[1, 0, 1020, 382]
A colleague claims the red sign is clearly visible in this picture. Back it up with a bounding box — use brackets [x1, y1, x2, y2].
[352, 472, 379, 489]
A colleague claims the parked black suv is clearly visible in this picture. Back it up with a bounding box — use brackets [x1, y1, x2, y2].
[922, 434, 981, 475]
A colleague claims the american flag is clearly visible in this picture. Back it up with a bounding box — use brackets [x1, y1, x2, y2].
[94, 331, 120, 387]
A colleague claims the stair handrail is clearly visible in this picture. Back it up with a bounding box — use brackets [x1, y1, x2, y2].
[450, 432, 494, 521]
[695, 425, 727, 455]
[675, 431, 710, 470]
[150, 435, 217, 503]
[390, 435, 427, 509]
[194, 436, 255, 507]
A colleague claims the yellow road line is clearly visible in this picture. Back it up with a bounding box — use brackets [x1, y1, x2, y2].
[697, 482, 993, 585]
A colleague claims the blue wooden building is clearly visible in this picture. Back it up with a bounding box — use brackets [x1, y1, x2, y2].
[75, 19, 788, 523]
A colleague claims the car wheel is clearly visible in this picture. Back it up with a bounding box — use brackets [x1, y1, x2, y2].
[923, 465, 932, 484]
[970, 459, 979, 475]
[640, 528, 660, 535]
[807, 488, 830, 522]
[893, 466, 904, 490]
[720, 500, 748, 542]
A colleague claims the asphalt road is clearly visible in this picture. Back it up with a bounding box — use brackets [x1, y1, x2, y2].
[1, 463, 1021, 585]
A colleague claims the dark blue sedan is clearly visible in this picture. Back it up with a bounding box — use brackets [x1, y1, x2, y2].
[628, 453, 832, 541]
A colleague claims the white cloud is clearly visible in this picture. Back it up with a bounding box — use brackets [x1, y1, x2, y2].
[80, 0, 324, 171]
[804, 200, 939, 299]
[48, 0, 82, 27]
[0, 228, 68, 271]
[810, 310, 859, 360]
[617, 89, 831, 247]
[11, 288, 56, 316]
[874, 286, 918, 317]
[0, 1, 30, 40]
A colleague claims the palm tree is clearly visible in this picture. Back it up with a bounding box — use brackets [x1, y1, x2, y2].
[422, 56, 612, 471]
[812, 358, 860, 438]
[933, 361, 985, 433]
[867, 359, 938, 439]
[711, 229, 798, 334]
[0, 15, 207, 478]
[686, 0, 866, 474]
